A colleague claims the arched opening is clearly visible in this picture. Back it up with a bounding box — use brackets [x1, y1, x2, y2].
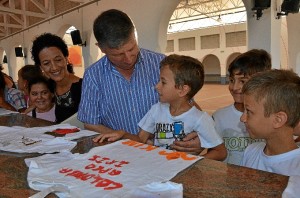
[227, 53, 241, 67]
[63, 26, 85, 78]
[202, 54, 221, 83]
[165, 0, 247, 85]
[226, 52, 242, 82]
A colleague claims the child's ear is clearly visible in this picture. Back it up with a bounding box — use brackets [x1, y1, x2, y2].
[178, 85, 190, 97]
[24, 80, 28, 89]
[273, 111, 288, 128]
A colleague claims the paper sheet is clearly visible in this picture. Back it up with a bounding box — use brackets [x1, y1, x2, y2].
[0, 124, 98, 153]
[26, 139, 203, 197]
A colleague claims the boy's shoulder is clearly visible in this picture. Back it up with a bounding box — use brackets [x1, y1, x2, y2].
[244, 141, 265, 153]
[241, 142, 265, 166]
[213, 104, 241, 119]
[213, 104, 233, 114]
[190, 107, 211, 120]
[148, 102, 169, 113]
[245, 142, 300, 159]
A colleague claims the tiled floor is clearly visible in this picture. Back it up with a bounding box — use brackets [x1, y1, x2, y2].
[194, 83, 233, 115]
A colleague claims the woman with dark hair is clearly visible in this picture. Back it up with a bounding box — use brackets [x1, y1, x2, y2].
[31, 33, 82, 123]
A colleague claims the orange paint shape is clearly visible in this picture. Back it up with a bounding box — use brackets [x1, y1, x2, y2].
[158, 150, 197, 161]
[68, 46, 82, 67]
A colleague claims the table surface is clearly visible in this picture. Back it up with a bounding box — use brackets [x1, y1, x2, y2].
[0, 113, 288, 198]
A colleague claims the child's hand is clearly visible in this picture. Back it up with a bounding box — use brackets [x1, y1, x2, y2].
[22, 105, 36, 114]
[93, 130, 126, 143]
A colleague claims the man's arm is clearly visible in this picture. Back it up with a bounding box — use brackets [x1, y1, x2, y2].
[85, 123, 117, 134]
[203, 143, 227, 161]
[171, 132, 227, 160]
[91, 125, 151, 144]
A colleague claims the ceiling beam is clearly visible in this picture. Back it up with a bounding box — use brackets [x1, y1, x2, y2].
[8, 14, 23, 25]
[0, 0, 8, 5]
[0, 22, 22, 28]
[68, 0, 85, 2]
[30, 0, 48, 14]
[0, 6, 48, 18]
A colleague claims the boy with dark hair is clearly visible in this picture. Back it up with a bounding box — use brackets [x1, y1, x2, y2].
[212, 49, 271, 165]
[94, 54, 227, 160]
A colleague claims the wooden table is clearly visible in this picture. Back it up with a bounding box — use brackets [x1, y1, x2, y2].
[0, 113, 288, 198]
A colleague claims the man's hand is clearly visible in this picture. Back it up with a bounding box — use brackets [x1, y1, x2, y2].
[170, 132, 204, 155]
[93, 130, 126, 143]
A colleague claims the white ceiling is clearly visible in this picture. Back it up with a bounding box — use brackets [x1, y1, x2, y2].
[0, 0, 246, 39]
[171, 0, 245, 23]
[169, 0, 246, 32]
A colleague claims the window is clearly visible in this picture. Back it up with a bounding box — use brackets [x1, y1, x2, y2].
[201, 34, 220, 49]
[179, 37, 195, 51]
[226, 31, 246, 47]
[166, 40, 174, 52]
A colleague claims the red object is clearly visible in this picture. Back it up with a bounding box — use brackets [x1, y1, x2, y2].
[53, 128, 80, 134]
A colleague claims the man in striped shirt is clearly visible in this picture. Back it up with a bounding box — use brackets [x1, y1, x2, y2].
[78, 9, 202, 154]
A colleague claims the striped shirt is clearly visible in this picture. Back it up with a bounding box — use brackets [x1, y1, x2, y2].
[78, 48, 165, 134]
[4, 87, 26, 111]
